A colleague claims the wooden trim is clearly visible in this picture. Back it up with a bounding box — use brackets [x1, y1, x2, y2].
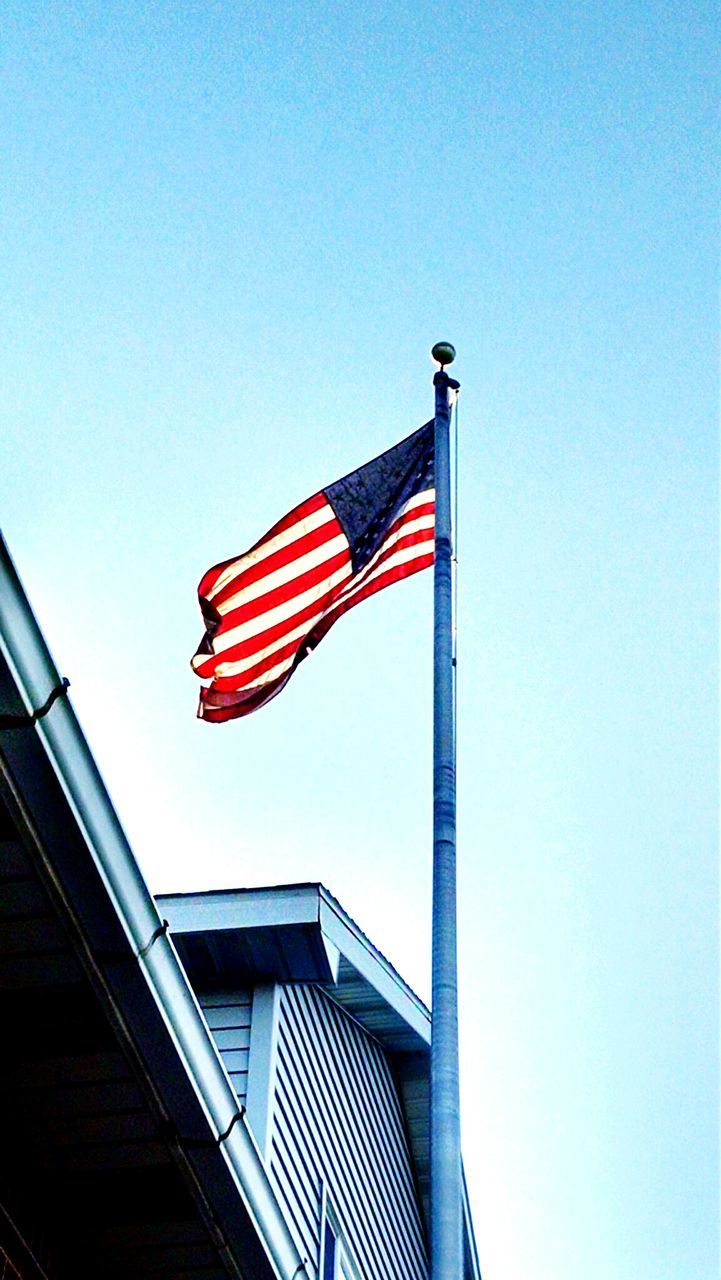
[246, 983, 281, 1161]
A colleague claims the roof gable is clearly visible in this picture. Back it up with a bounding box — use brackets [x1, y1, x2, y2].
[156, 883, 431, 1056]
[158, 885, 481, 1279]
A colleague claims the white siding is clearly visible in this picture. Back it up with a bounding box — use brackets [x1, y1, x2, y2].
[199, 989, 252, 1107]
[271, 983, 428, 1280]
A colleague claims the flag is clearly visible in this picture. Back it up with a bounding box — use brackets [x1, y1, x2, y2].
[191, 421, 435, 721]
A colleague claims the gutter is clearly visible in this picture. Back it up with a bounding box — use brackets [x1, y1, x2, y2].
[0, 534, 307, 1280]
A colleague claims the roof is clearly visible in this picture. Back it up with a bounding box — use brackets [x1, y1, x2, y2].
[0, 534, 305, 1280]
[156, 882, 431, 1053]
[157, 884, 481, 1279]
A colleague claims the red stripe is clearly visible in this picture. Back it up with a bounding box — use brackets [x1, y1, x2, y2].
[199, 496, 431, 657]
[200, 538, 433, 690]
[385, 495, 434, 530]
[336, 523, 434, 607]
[249, 491, 327, 547]
[197, 492, 327, 599]
[197, 667, 294, 721]
[192, 548, 352, 680]
[209, 503, 339, 611]
[350, 495, 434, 563]
[211, 543, 351, 637]
[310, 550, 434, 650]
[194, 484, 435, 719]
[209, 635, 299, 691]
[203, 565, 351, 682]
[210, 576, 346, 670]
[196, 586, 335, 674]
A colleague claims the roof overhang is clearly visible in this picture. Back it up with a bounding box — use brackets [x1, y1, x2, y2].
[0, 534, 305, 1280]
[157, 883, 432, 1056]
[157, 885, 481, 1279]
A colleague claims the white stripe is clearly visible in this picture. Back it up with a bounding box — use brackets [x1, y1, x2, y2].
[206, 488, 430, 604]
[210, 499, 431, 649]
[242, 650, 298, 691]
[240, 520, 433, 691]
[195, 487, 434, 679]
[333, 536, 433, 615]
[339, 506, 434, 599]
[195, 558, 354, 663]
[213, 514, 434, 680]
[212, 610, 326, 680]
[217, 531, 348, 618]
[398, 487, 434, 515]
[205, 502, 335, 601]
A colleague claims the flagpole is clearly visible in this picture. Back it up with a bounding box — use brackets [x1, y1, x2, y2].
[430, 341, 462, 1280]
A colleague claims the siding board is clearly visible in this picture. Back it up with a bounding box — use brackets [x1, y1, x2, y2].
[270, 1129, 320, 1265]
[198, 988, 252, 1108]
[323, 1008, 426, 1277]
[227, 1070, 249, 1096]
[302, 986, 421, 1223]
[272, 1117, 321, 1256]
[274, 1088, 323, 1222]
[273, 1032, 373, 1278]
[271, 983, 427, 1280]
[276, 1003, 380, 1272]
[290, 987, 420, 1279]
[331, 999, 428, 1266]
[203, 1006, 252, 1032]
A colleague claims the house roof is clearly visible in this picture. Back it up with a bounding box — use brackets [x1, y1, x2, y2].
[0, 534, 305, 1280]
[155, 882, 431, 1054]
[157, 886, 481, 1280]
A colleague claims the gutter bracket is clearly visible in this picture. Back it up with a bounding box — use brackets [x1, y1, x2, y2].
[0, 677, 70, 729]
[217, 1108, 246, 1144]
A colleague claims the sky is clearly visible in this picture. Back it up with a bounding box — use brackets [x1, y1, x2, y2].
[1, 2, 718, 1278]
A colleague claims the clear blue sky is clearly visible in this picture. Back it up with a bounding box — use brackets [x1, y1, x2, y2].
[2, 3, 717, 1278]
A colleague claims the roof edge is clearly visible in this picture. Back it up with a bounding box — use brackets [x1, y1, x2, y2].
[0, 534, 307, 1280]
[157, 882, 432, 1050]
[317, 885, 431, 1043]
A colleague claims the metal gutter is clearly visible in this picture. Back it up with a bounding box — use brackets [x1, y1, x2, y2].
[0, 534, 307, 1280]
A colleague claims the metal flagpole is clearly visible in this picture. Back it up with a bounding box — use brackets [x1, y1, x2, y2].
[430, 341, 462, 1280]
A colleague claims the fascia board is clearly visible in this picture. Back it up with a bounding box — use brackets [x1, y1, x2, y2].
[158, 885, 323, 933]
[158, 886, 341, 984]
[161, 886, 431, 1050]
[161, 884, 430, 1049]
[318, 889, 431, 1050]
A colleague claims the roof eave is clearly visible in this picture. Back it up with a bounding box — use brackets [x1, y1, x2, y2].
[158, 883, 432, 1056]
[0, 534, 306, 1280]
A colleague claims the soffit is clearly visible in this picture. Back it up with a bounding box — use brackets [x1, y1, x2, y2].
[0, 792, 233, 1280]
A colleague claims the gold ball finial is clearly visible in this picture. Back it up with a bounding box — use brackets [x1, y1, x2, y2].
[431, 342, 456, 368]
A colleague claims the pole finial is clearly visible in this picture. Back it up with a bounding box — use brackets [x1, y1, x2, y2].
[431, 341, 456, 369]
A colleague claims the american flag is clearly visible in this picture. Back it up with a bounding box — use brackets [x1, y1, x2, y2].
[191, 421, 435, 721]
